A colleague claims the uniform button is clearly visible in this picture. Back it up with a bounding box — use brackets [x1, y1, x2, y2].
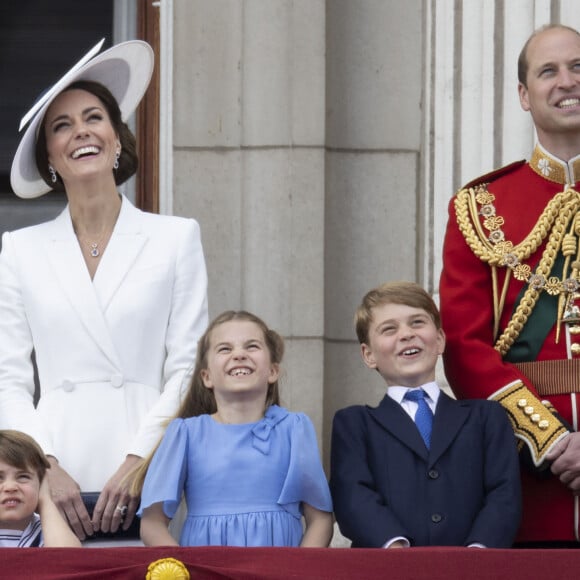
[431, 514, 442, 523]
[539, 420, 550, 430]
[62, 380, 75, 393]
[531, 414, 540, 423]
[569, 325, 580, 335]
[517, 399, 527, 408]
[524, 406, 534, 416]
[571, 343, 580, 355]
[428, 469, 439, 479]
[111, 374, 124, 388]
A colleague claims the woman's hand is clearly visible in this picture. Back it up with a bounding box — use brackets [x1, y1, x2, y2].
[45, 456, 93, 540]
[92, 454, 143, 533]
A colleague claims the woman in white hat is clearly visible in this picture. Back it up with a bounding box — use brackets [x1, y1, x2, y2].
[0, 40, 208, 542]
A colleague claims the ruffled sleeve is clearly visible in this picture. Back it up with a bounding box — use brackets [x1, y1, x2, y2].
[137, 418, 189, 519]
[277, 412, 333, 518]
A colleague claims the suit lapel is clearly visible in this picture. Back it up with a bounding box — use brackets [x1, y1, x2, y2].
[369, 395, 429, 460]
[45, 205, 122, 368]
[93, 197, 147, 311]
[429, 392, 470, 465]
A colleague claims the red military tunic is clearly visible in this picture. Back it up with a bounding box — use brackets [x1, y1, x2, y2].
[440, 144, 580, 544]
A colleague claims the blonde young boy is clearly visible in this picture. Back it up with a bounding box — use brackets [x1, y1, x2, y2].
[330, 281, 522, 548]
[0, 430, 80, 547]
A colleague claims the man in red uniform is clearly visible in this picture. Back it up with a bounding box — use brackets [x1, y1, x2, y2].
[440, 24, 580, 547]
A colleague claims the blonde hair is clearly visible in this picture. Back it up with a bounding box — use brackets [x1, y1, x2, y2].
[131, 310, 285, 495]
[354, 281, 441, 344]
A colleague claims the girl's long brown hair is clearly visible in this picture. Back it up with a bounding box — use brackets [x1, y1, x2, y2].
[130, 310, 284, 496]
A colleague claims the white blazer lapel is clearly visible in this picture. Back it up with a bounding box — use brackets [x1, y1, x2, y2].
[45, 207, 122, 368]
[93, 196, 147, 311]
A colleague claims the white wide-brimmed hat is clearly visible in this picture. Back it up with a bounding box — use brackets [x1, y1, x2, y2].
[10, 38, 154, 199]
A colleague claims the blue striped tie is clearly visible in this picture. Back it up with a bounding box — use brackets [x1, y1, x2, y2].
[404, 388, 433, 449]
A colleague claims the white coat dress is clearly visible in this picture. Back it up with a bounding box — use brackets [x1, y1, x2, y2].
[0, 195, 208, 491]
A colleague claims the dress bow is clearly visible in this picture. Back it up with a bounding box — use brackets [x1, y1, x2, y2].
[251, 405, 289, 454]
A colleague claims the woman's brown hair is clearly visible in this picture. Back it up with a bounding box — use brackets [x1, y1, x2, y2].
[35, 80, 138, 191]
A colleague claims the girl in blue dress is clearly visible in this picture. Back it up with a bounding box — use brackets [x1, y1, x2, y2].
[134, 310, 333, 547]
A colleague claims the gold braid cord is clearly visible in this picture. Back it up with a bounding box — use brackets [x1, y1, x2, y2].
[490, 382, 568, 465]
[454, 186, 580, 355]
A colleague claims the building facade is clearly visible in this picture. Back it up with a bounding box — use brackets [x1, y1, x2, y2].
[161, 0, 580, 461]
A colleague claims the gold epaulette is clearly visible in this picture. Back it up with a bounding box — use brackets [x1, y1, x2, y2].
[490, 381, 569, 466]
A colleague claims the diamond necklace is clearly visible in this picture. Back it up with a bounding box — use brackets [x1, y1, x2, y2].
[88, 242, 102, 258]
[76, 228, 112, 258]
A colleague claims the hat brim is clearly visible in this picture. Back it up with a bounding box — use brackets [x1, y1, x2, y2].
[10, 39, 154, 199]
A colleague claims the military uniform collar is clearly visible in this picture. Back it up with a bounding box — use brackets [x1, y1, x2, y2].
[530, 144, 580, 185]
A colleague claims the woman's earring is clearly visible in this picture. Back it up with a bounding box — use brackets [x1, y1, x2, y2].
[113, 149, 120, 170]
[48, 165, 57, 183]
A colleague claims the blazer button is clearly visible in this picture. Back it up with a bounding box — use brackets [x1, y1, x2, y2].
[62, 380, 75, 393]
[428, 469, 439, 479]
[431, 513, 443, 523]
[111, 374, 124, 388]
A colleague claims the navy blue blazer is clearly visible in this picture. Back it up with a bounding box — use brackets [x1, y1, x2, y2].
[330, 391, 521, 548]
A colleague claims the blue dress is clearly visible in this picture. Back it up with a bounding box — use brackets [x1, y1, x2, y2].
[138, 405, 333, 547]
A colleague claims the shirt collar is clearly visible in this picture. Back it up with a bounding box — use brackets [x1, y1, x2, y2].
[388, 381, 441, 405]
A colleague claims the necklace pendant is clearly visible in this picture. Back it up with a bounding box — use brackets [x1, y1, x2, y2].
[90, 243, 100, 258]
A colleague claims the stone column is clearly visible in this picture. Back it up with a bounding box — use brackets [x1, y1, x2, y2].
[324, 0, 424, 450]
[171, 0, 326, 441]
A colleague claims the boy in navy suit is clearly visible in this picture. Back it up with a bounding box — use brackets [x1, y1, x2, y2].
[330, 281, 521, 548]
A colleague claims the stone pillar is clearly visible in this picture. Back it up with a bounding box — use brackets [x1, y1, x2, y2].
[323, 0, 424, 451]
[167, 0, 580, 464]
[171, 0, 326, 441]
